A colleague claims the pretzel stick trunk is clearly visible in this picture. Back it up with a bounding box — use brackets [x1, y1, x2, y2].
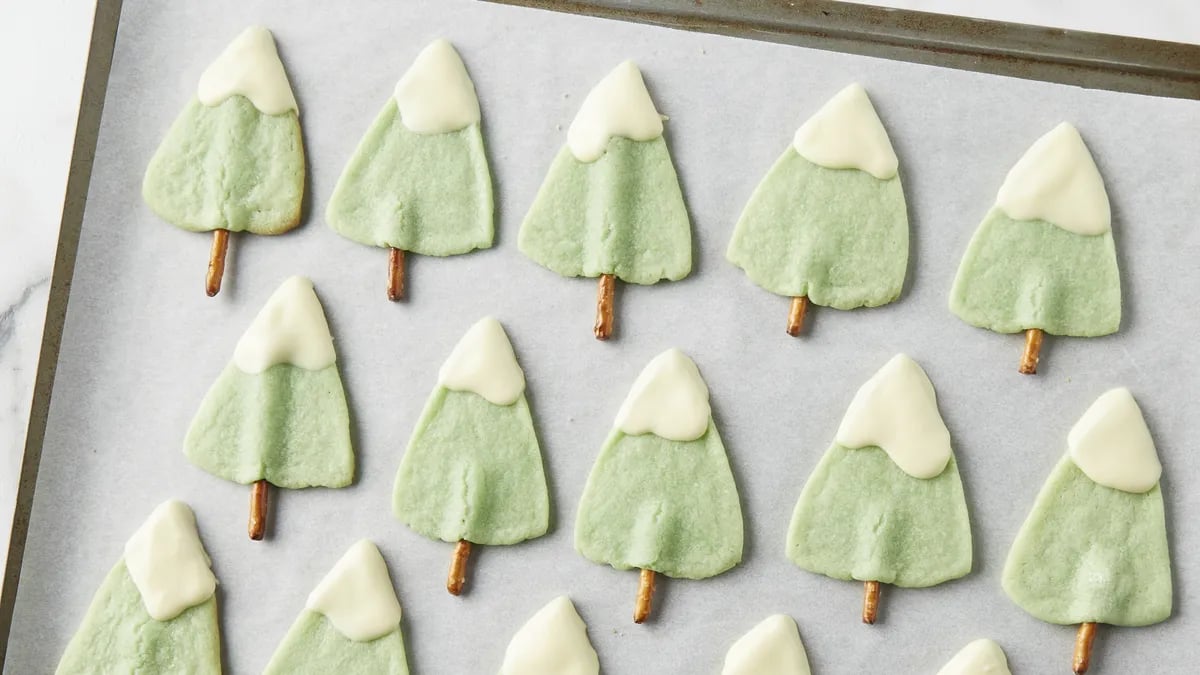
[594, 274, 616, 340]
[446, 540, 472, 596]
[1019, 328, 1044, 374]
[633, 568, 656, 624]
[1073, 622, 1097, 674]
[387, 248, 406, 302]
[786, 296, 809, 336]
[248, 480, 268, 541]
[862, 580, 881, 624]
[206, 229, 231, 297]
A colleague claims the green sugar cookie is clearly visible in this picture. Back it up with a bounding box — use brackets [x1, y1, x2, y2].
[185, 277, 354, 494]
[57, 502, 221, 674]
[728, 84, 908, 311]
[265, 541, 409, 674]
[328, 40, 492, 258]
[950, 123, 1121, 341]
[144, 27, 304, 235]
[575, 349, 743, 581]
[786, 355, 972, 605]
[1004, 388, 1171, 627]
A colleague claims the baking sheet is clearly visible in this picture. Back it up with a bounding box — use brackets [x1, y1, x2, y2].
[6, 0, 1200, 672]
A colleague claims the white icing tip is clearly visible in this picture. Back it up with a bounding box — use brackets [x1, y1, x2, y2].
[937, 639, 1012, 675]
[499, 596, 600, 675]
[393, 38, 481, 135]
[437, 317, 526, 406]
[615, 348, 711, 442]
[835, 354, 952, 479]
[995, 122, 1111, 235]
[306, 540, 403, 642]
[722, 614, 812, 675]
[792, 83, 898, 180]
[1068, 388, 1161, 493]
[232, 276, 336, 374]
[197, 26, 299, 115]
[123, 500, 216, 621]
[567, 60, 664, 163]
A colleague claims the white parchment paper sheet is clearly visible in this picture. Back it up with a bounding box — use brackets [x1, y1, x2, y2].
[8, 0, 1200, 672]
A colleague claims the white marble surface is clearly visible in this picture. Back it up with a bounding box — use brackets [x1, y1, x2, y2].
[0, 0, 97, 576]
[0, 0, 1195, 584]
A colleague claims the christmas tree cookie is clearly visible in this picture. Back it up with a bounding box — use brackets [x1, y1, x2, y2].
[327, 39, 492, 301]
[1003, 388, 1169, 674]
[185, 276, 353, 540]
[950, 123, 1120, 374]
[497, 596, 600, 675]
[787, 354, 972, 624]
[575, 349, 743, 623]
[722, 615, 812, 675]
[57, 501, 220, 673]
[518, 61, 691, 340]
[392, 317, 548, 595]
[727, 84, 908, 336]
[263, 540, 409, 674]
[143, 26, 304, 296]
[937, 639, 1011, 675]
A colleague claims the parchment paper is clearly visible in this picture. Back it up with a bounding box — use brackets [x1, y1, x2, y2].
[7, 1, 1200, 672]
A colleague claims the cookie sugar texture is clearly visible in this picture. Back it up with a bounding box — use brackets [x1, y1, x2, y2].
[327, 39, 492, 258]
[56, 501, 221, 674]
[575, 349, 742, 621]
[787, 355, 972, 594]
[1003, 388, 1171, 627]
[727, 84, 908, 314]
[144, 26, 303, 235]
[185, 276, 353, 489]
[951, 123, 1121, 337]
[264, 541, 409, 674]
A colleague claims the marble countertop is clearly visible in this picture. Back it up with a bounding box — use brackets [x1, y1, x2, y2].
[0, 0, 1196, 583]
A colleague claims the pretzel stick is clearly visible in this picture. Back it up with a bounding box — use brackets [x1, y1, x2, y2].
[1019, 328, 1044, 374]
[1073, 622, 1097, 674]
[633, 568, 656, 624]
[206, 230, 231, 297]
[786, 296, 809, 336]
[387, 248, 406, 302]
[862, 580, 881, 624]
[248, 480, 268, 541]
[446, 540, 472, 596]
[594, 274, 616, 340]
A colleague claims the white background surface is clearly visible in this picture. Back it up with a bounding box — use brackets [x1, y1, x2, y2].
[0, 0, 1197, 656]
[5, 0, 1199, 673]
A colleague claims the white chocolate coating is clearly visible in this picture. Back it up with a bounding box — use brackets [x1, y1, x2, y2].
[197, 26, 298, 115]
[615, 348, 711, 442]
[232, 276, 336, 374]
[498, 596, 599, 675]
[567, 60, 663, 163]
[123, 500, 216, 622]
[792, 83, 898, 180]
[393, 39, 481, 134]
[306, 540, 403, 642]
[437, 317, 526, 406]
[995, 122, 1111, 235]
[835, 354, 952, 479]
[937, 639, 1012, 675]
[722, 614, 812, 675]
[1068, 387, 1161, 493]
